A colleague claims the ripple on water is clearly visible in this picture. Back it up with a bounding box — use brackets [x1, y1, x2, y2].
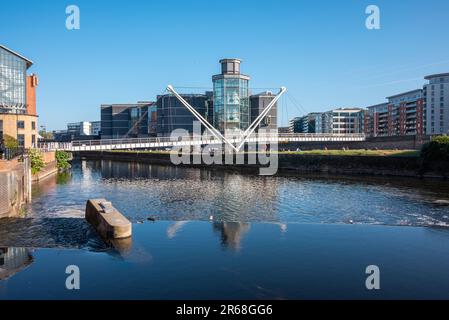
[24, 160, 449, 228]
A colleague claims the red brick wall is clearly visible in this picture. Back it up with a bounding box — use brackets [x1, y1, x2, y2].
[26, 74, 38, 116]
[399, 103, 407, 136]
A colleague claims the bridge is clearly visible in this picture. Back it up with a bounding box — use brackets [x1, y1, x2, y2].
[39, 133, 366, 152]
[38, 85, 366, 152]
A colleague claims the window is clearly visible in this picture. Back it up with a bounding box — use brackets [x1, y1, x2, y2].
[32, 121, 36, 130]
[17, 134, 25, 147]
[17, 120, 25, 129]
[32, 134, 36, 146]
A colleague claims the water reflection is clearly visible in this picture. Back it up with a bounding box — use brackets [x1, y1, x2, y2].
[19, 159, 449, 227]
[167, 221, 189, 239]
[212, 222, 251, 251]
[0, 247, 33, 280]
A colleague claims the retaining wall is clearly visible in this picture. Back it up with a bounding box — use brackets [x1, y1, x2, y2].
[0, 156, 31, 218]
[76, 151, 449, 179]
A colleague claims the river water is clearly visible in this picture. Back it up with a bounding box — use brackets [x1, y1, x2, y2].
[1, 159, 449, 299]
[25, 160, 449, 226]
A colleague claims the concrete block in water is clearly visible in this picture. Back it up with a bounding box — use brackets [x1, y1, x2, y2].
[85, 199, 132, 239]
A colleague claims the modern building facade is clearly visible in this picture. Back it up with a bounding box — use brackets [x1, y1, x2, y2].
[67, 121, 91, 136]
[424, 73, 449, 135]
[289, 116, 307, 133]
[0, 45, 38, 148]
[101, 102, 155, 139]
[278, 126, 291, 134]
[91, 121, 101, 136]
[306, 113, 323, 133]
[213, 59, 250, 134]
[156, 94, 210, 137]
[366, 89, 425, 138]
[321, 108, 365, 134]
[250, 91, 277, 132]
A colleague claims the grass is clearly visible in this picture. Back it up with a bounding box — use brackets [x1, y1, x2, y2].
[106, 149, 420, 157]
[108, 150, 171, 154]
[281, 149, 420, 157]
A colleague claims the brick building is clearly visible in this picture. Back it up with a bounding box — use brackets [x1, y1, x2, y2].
[0, 45, 38, 149]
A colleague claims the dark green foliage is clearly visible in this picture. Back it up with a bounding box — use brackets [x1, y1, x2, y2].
[421, 135, 449, 161]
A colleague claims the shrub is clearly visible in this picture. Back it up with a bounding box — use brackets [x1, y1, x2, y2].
[421, 135, 449, 161]
[29, 149, 45, 174]
[55, 150, 71, 171]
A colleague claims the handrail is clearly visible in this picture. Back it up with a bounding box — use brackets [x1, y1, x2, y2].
[37, 133, 366, 151]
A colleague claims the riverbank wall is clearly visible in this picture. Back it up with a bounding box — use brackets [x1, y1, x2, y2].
[0, 156, 31, 218]
[76, 151, 449, 179]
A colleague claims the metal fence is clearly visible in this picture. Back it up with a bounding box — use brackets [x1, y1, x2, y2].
[0, 147, 24, 160]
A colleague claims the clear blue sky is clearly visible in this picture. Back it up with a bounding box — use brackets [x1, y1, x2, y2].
[1, 0, 449, 130]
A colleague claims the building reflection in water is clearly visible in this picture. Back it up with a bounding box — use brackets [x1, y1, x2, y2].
[167, 221, 189, 239]
[97, 159, 282, 222]
[212, 222, 251, 251]
[0, 247, 33, 280]
[278, 223, 287, 233]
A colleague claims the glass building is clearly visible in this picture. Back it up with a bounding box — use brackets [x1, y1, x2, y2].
[213, 59, 250, 134]
[0, 46, 31, 114]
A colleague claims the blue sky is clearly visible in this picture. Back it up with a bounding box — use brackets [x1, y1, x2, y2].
[1, 0, 449, 130]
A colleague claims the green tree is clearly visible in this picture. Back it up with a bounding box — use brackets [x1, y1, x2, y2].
[3, 134, 19, 149]
[39, 130, 54, 140]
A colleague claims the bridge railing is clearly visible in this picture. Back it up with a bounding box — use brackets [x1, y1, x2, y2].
[70, 133, 365, 149]
[37, 142, 73, 151]
[35, 133, 366, 151]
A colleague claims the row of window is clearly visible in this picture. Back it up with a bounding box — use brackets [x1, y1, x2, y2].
[16, 120, 36, 130]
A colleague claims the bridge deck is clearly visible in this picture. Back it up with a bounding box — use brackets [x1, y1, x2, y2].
[39, 134, 366, 152]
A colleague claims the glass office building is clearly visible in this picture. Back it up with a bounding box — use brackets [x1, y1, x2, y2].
[213, 59, 250, 134]
[0, 46, 30, 113]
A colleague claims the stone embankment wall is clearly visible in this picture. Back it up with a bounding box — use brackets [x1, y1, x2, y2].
[77, 151, 449, 179]
[0, 156, 31, 218]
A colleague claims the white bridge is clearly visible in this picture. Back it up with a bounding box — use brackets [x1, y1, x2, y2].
[39, 133, 366, 152]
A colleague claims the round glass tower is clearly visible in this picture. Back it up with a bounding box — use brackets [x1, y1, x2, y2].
[212, 59, 250, 134]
